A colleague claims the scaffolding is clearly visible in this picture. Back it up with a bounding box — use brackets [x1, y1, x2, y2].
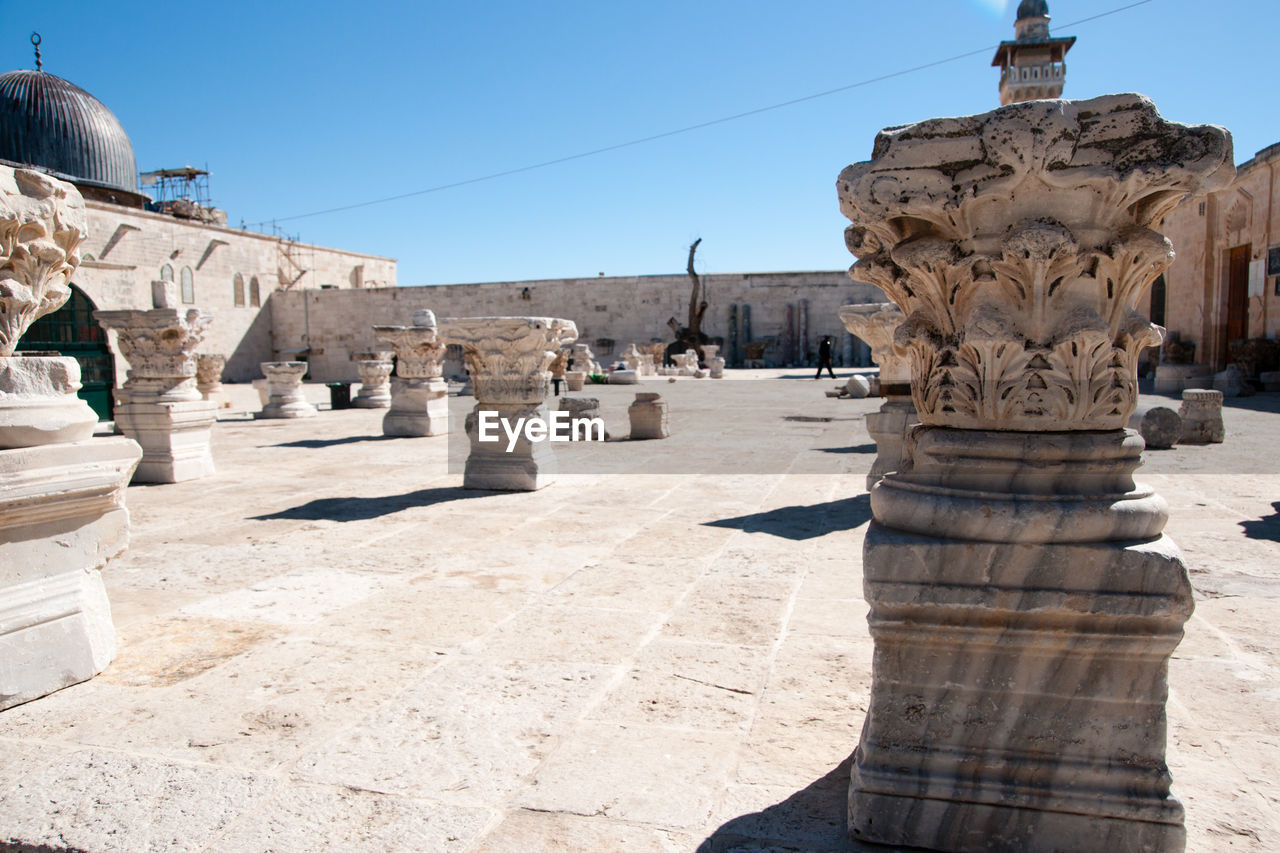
[140, 166, 226, 224]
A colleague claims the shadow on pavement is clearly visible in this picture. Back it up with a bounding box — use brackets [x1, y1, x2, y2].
[263, 434, 401, 449]
[697, 754, 859, 852]
[1240, 501, 1280, 543]
[250, 486, 493, 522]
[705, 494, 872, 541]
[815, 443, 877, 455]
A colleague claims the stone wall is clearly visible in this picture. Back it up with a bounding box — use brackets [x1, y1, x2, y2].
[268, 272, 887, 381]
[67, 201, 397, 382]
[1156, 141, 1280, 370]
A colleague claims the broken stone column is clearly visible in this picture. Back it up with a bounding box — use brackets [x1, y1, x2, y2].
[0, 166, 142, 709]
[351, 351, 394, 408]
[564, 371, 585, 391]
[838, 302, 915, 488]
[1178, 388, 1225, 444]
[373, 311, 449, 437]
[838, 94, 1234, 852]
[442, 316, 577, 490]
[570, 342, 599, 375]
[195, 353, 228, 407]
[628, 392, 669, 439]
[255, 362, 316, 419]
[622, 343, 643, 373]
[93, 306, 216, 483]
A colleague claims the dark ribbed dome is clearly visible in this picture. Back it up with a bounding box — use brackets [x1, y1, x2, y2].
[0, 69, 138, 195]
[1017, 0, 1050, 19]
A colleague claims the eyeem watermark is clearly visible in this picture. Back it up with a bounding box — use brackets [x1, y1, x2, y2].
[476, 410, 605, 451]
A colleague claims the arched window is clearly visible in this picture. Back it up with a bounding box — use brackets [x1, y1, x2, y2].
[249, 276, 261, 307]
[160, 263, 174, 282]
[233, 273, 245, 307]
[180, 266, 195, 304]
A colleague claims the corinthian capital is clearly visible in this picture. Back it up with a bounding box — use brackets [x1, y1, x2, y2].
[374, 325, 447, 379]
[838, 94, 1233, 430]
[441, 317, 578, 404]
[0, 167, 88, 356]
[93, 308, 212, 402]
[838, 303, 909, 386]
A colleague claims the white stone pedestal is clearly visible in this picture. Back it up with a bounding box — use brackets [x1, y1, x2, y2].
[93, 308, 217, 483]
[352, 352, 394, 408]
[374, 315, 449, 437]
[1, 436, 142, 710]
[442, 316, 578, 491]
[256, 362, 316, 419]
[628, 393, 669, 439]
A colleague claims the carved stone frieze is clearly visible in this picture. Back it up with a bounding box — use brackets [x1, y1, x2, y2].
[0, 167, 87, 356]
[838, 94, 1234, 430]
[837, 303, 909, 387]
[441, 317, 578, 404]
[93, 309, 212, 403]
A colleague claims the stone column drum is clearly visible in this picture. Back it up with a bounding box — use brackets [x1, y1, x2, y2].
[1178, 388, 1225, 444]
[351, 351, 394, 408]
[838, 95, 1233, 852]
[374, 310, 449, 437]
[443, 316, 577, 490]
[93, 307, 217, 483]
[628, 393, 669, 439]
[0, 166, 143, 709]
[838, 302, 915, 488]
[256, 362, 316, 419]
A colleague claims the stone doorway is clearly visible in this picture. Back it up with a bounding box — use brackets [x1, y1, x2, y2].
[1224, 244, 1251, 365]
[15, 284, 116, 421]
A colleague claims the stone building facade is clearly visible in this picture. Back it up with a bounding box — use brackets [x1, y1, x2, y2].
[270, 271, 886, 382]
[1152, 141, 1280, 371]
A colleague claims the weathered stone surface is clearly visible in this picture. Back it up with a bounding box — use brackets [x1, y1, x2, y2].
[0, 437, 141, 710]
[1154, 363, 1212, 393]
[843, 374, 870, 398]
[839, 94, 1233, 432]
[564, 370, 585, 391]
[0, 167, 87, 357]
[442, 316, 577, 490]
[837, 303, 908, 387]
[628, 392, 669, 439]
[863, 398, 916, 487]
[1129, 405, 1182, 450]
[1179, 388, 1225, 443]
[1212, 364, 1249, 397]
[255, 361, 317, 419]
[352, 356, 393, 408]
[610, 369, 639, 384]
[195, 353, 228, 405]
[838, 94, 1227, 852]
[375, 319, 449, 436]
[0, 355, 97, 447]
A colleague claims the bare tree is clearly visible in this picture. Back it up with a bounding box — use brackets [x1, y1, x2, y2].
[665, 238, 709, 364]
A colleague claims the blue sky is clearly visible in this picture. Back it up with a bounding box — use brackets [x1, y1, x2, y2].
[3, 0, 1273, 285]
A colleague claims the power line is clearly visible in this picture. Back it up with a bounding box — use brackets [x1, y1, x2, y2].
[245, 0, 1156, 228]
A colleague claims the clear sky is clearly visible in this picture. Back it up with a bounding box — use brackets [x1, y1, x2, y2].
[3, 0, 1273, 286]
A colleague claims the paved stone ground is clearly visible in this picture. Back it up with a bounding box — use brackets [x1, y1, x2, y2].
[1, 374, 1277, 852]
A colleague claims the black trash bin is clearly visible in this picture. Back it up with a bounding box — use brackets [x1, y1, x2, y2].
[327, 382, 352, 410]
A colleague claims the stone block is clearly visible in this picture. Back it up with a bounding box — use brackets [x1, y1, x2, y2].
[628, 392, 668, 440]
[1179, 388, 1225, 444]
[844, 374, 870, 398]
[114, 398, 218, 483]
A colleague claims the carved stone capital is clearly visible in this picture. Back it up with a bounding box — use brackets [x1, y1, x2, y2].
[838, 94, 1234, 430]
[837, 303, 909, 386]
[94, 309, 211, 403]
[374, 326, 446, 379]
[441, 317, 578, 404]
[195, 354, 226, 391]
[0, 167, 87, 356]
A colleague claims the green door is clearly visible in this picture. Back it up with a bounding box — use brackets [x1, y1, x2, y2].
[15, 284, 116, 422]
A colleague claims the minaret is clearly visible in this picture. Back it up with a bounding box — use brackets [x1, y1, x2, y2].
[991, 0, 1076, 105]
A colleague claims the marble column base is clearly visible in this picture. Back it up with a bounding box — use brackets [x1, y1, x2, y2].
[353, 385, 392, 408]
[114, 399, 217, 483]
[462, 403, 556, 490]
[383, 378, 449, 437]
[863, 396, 915, 489]
[255, 394, 317, 419]
[0, 356, 98, 449]
[0, 436, 142, 710]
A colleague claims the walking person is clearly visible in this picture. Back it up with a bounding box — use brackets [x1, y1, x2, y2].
[815, 335, 836, 379]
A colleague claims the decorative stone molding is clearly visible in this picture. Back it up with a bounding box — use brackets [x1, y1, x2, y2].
[374, 318, 448, 436]
[352, 352, 394, 409]
[0, 167, 86, 357]
[839, 94, 1233, 432]
[93, 308, 212, 403]
[255, 362, 316, 419]
[442, 316, 577, 490]
[839, 95, 1230, 852]
[92, 308, 217, 482]
[837, 303, 909, 388]
[195, 353, 227, 400]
